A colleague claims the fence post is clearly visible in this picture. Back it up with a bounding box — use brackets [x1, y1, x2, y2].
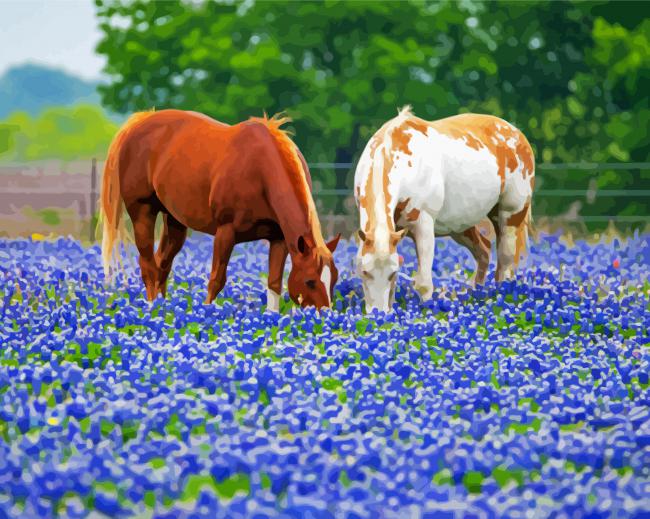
[90, 158, 97, 242]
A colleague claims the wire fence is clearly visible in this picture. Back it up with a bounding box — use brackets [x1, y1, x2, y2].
[0, 160, 648, 240]
[308, 161, 650, 226]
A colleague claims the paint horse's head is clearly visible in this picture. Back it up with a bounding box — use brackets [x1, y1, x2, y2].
[357, 228, 406, 313]
[288, 234, 341, 308]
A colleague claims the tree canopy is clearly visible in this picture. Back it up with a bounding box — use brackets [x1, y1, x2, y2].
[94, 0, 649, 226]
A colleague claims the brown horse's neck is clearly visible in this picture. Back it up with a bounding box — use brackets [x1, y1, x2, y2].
[263, 163, 319, 253]
[258, 126, 328, 258]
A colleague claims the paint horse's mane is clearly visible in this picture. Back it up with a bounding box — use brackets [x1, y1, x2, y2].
[248, 113, 328, 254]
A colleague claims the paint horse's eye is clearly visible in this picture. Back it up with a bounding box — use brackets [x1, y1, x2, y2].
[388, 271, 397, 281]
[362, 270, 373, 280]
[306, 280, 317, 290]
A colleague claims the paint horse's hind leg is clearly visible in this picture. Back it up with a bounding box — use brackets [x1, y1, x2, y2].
[127, 201, 160, 301]
[155, 213, 187, 297]
[205, 224, 235, 305]
[411, 212, 435, 301]
[267, 240, 288, 312]
[450, 224, 492, 286]
[490, 204, 528, 283]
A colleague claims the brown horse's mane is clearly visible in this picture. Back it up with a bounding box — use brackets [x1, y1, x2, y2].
[248, 113, 329, 255]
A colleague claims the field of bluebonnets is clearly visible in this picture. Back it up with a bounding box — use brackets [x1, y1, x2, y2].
[0, 231, 649, 518]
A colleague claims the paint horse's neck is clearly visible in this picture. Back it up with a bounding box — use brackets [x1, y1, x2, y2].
[360, 126, 401, 256]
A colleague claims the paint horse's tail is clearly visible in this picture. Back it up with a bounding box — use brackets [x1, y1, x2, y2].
[100, 111, 155, 280]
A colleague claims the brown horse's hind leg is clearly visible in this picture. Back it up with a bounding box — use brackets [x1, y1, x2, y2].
[267, 240, 288, 312]
[155, 213, 187, 297]
[205, 224, 235, 304]
[127, 201, 160, 301]
[450, 224, 492, 286]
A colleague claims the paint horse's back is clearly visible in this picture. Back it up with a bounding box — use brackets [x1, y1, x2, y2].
[356, 111, 534, 238]
[422, 113, 533, 234]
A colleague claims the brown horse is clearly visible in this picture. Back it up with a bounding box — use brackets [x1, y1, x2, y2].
[100, 109, 340, 310]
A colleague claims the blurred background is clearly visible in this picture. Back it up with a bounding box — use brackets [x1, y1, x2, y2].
[0, 0, 648, 240]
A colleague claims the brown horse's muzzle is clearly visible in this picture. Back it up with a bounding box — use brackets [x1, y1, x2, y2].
[290, 291, 330, 309]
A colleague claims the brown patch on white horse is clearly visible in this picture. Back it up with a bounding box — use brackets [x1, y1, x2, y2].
[389, 110, 535, 193]
[507, 200, 530, 227]
[394, 198, 410, 223]
[406, 208, 420, 222]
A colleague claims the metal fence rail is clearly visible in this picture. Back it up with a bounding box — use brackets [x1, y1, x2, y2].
[306, 161, 650, 224]
[313, 188, 650, 198]
[309, 162, 650, 171]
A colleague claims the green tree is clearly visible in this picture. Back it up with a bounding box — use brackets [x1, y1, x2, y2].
[94, 0, 649, 227]
[0, 105, 119, 162]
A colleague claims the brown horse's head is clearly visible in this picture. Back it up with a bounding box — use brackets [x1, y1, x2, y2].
[288, 234, 341, 308]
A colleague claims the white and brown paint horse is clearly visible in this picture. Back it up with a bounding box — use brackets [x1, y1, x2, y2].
[355, 106, 534, 312]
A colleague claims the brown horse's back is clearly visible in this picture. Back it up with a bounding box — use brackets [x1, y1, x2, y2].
[119, 110, 268, 234]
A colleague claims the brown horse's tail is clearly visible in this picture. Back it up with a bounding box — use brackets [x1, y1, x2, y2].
[100, 111, 154, 280]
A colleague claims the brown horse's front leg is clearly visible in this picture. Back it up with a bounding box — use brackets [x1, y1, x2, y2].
[127, 201, 159, 302]
[205, 224, 235, 304]
[267, 240, 288, 312]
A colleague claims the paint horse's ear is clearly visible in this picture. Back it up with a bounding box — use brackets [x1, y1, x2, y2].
[358, 230, 367, 242]
[390, 229, 407, 248]
[326, 233, 341, 253]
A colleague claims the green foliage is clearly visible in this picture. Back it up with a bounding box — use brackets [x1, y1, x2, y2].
[180, 473, 250, 501]
[37, 208, 61, 226]
[92, 0, 649, 224]
[0, 105, 118, 162]
[463, 470, 485, 493]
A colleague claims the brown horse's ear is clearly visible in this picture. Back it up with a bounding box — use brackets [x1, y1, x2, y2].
[297, 235, 308, 255]
[297, 235, 315, 255]
[326, 233, 341, 253]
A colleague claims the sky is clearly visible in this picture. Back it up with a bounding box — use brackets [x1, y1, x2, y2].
[0, 0, 104, 80]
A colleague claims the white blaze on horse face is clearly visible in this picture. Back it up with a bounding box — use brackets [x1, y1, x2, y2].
[320, 264, 331, 306]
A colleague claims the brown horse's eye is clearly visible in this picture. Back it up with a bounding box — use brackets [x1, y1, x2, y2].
[306, 280, 316, 289]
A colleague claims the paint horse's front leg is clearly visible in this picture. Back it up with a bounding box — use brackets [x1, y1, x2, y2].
[412, 212, 435, 301]
[267, 239, 288, 312]
[205, 224, 235, 304]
